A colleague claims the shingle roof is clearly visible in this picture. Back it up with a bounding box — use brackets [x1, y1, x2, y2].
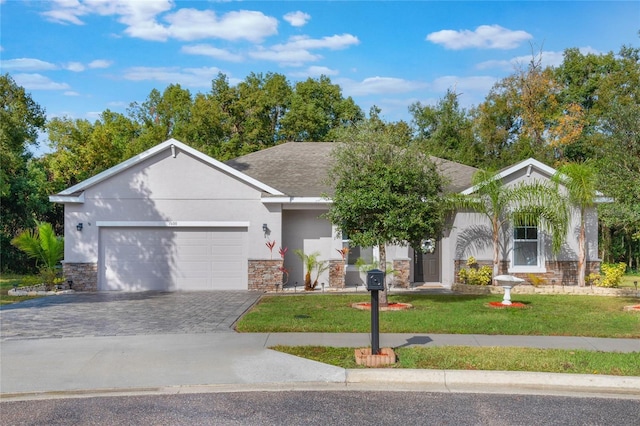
[226, 142, 479, 197]
[225, 142, 335, 197]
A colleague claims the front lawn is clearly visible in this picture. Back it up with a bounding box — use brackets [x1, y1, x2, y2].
[236, 294, 640, 338]
[273, 345, 640, 376]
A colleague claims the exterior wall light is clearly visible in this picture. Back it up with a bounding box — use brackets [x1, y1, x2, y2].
[262, 223, 268, 233]
[76, 223, 83, 231]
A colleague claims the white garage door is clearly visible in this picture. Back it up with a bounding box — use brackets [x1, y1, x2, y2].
[99, 227, 247, 291]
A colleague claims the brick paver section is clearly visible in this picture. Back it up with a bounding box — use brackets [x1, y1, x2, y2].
[0, 291, 262, 340]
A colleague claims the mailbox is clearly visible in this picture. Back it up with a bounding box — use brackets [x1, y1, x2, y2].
[366, 269, 385, 291]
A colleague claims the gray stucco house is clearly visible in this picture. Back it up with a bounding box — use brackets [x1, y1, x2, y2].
[50, 138, 601, 292]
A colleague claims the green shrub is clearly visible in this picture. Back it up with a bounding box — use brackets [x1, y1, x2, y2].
[594, 262, 627, 288]
[527, 274, 547, 287]
[458, 256, 492, 286]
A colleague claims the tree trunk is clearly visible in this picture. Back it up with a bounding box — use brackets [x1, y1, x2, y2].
[492, 217, 500, 285]
[379, 243, 388, 307]
[577, 210, 586, 287]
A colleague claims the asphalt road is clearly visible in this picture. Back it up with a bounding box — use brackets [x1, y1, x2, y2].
[2, 391, 639, 425]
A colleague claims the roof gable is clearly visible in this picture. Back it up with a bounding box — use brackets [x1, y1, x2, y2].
[51, 139, 284, 202]
[461, 158, 555, 195]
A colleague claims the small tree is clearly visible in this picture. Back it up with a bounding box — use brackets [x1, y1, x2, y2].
[11, 221, 64, 288]
[325, 119, 447, 306]
[294, 250, 329, 291]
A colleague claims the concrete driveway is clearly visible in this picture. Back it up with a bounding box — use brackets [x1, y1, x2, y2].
[0, 291, 263, 340]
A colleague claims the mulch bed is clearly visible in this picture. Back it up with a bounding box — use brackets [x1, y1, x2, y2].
[351, 302, 413, 311]
[487, 301, 527, 308]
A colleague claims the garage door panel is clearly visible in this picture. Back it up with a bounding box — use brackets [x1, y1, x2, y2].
[100, 227, 247, 291]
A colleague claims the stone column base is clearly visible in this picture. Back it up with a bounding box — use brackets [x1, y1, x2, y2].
[248, 259, 283, 291]
[393, 259, 410, 288]
[329, 260, 346, 288]
[62, 262, 98, 291]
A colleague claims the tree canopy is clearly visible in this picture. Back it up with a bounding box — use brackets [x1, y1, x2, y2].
[2, 40, 639, 272]
[326, 117, 447, 304]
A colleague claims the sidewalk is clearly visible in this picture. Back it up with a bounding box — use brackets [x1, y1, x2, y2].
[2, 332, 639, 401]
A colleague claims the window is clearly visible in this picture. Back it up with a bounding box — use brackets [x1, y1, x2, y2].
[513, 224, 538, 267]
[341, 230, 373, 266]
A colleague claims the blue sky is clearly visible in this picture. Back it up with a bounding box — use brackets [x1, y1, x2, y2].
[1, 0, 639, 134]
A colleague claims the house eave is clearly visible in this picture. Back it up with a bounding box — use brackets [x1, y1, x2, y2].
[262, 196, 331, 205]
[49, 193, 85, 204]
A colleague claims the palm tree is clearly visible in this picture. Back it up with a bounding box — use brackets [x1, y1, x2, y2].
[294, 250, 329, 290]
[451, 169, 568, 283]
[11, 221, 64, 286]
[552, 161, 598, 287]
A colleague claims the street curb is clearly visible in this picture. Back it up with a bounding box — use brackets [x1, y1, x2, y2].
[3, 371, 639, 402]
[346, 369, 640, 394]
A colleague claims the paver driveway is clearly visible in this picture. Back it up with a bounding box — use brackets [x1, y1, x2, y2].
[0, 291, 263, 340]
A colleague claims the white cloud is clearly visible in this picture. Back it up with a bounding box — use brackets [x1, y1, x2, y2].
[1, 58, 57, 71]
[283, 11, 310, 27]
[249, 47, 320, 66]
[123, 66, 223, 88]
[431, 76, 497, 93]
[249, 34, 359, 66]
[283, 34, 359, 51]
[427, 25, 532, 50]
[88, 59, 113, 69]
[289, 66, 339, 77]
[66, 62, 85, 72]
[340, 77, 428, 96]
[476, 46, 602, 71]
[64, 91, 80, 96]
[181, 44, 244, 62]
[13, 73, 71, 90]
[41, 1, 278, 43]
[163, 9, 278, 42]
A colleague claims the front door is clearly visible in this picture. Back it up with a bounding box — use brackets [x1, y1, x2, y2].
[413, 239, 440, 283]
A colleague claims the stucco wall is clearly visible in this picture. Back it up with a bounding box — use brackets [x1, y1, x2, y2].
[281, 208, 336, 287]
[442, 167, 600, 287]
[63, 149, 282, 264]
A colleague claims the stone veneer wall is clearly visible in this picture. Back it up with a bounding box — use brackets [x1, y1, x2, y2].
[453, 282, 638, 297]
[393, 259, 410, 288]
[454, 260, 601, 287]
[329, 260, 345, 288]
[248, 259, 283, 291]
[62, 262, 98, 291]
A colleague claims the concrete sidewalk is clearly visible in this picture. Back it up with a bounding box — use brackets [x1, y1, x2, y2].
[1, 332, 639, 400]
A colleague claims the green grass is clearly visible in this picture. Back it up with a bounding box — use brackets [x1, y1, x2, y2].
[620, 274, 640, 288]
[273, 345, 640, 376]
[0, 274, 42, 305]
[236, 293, 640, 338]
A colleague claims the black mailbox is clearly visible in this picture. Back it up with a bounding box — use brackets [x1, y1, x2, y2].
[366, 269, 385, 291]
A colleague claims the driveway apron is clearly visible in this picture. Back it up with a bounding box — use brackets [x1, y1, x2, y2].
[0, 291, 263, 340]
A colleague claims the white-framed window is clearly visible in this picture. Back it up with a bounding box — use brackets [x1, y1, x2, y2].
[510, 223, 545, 272]
[341, 230, 373, 266]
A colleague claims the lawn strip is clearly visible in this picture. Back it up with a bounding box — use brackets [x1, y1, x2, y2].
[272, 345, 640, 376]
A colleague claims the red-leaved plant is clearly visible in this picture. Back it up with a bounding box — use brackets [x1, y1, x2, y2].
[336, 247, 349, 260]
[266, 240, 276, 259]
[279, 246, 288, 259]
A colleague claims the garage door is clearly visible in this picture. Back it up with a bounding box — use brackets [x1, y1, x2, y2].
[99, 227, 247, 291]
